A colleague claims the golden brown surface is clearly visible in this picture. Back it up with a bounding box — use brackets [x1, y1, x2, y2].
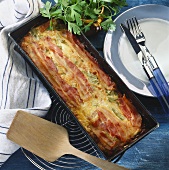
[20, 20, 142, 156]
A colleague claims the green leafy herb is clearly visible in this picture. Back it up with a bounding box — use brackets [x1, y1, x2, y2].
[40, 0, 127, 35]
[40, 1, 52, 18]
[101, 16, 116, 31]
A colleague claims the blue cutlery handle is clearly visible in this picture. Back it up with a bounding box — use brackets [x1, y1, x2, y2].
[153, 68, 169, 103]
[150, 77, 169, 114]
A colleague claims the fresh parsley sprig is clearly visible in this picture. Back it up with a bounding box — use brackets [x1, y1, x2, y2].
[40, 0, 127, 35]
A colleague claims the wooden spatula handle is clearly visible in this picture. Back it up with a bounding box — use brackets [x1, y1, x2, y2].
[68, 146, 129, 170]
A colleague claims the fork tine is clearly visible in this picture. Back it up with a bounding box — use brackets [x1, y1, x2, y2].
[126, 17, 142, 38]
[132, 17, 141, 34]
[126, 18, 135, 35]
[126, 19, 131, 30]
[126, 19, 132, 33]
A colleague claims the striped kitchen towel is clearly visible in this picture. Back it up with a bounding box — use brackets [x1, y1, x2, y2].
[0, 0, 51, 167]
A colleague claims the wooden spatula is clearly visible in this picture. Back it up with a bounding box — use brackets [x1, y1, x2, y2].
[7, 110, 129, 170]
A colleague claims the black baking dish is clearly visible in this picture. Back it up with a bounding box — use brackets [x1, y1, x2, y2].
[9, 14, 159, 161]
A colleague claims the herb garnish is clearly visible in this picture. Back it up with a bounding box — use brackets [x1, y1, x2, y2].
[40, 0, 127, 35]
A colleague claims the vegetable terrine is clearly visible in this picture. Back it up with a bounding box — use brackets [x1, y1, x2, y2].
[20, 20, 142, 156]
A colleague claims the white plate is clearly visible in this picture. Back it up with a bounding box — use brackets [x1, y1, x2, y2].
[104, 4, 169, 97]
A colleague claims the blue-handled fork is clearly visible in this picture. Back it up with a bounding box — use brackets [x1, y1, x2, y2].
[127, 17, 169, 105]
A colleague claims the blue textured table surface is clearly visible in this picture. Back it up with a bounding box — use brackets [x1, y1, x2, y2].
[1, 0, 169, 169]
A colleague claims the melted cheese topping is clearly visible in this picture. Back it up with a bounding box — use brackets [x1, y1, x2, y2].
[21, 20, 142, 156]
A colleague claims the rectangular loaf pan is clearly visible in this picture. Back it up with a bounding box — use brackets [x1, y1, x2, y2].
[9, 14, 159, 161]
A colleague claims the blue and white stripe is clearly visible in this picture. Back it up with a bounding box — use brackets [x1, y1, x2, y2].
[0, 0, 51, 167]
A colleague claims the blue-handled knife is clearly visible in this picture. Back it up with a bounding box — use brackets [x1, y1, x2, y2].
[120, 23, 169, 114]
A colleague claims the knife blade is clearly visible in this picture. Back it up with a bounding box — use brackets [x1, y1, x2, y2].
[120, 24, 147, 70]
[120, 23, 169, 114]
